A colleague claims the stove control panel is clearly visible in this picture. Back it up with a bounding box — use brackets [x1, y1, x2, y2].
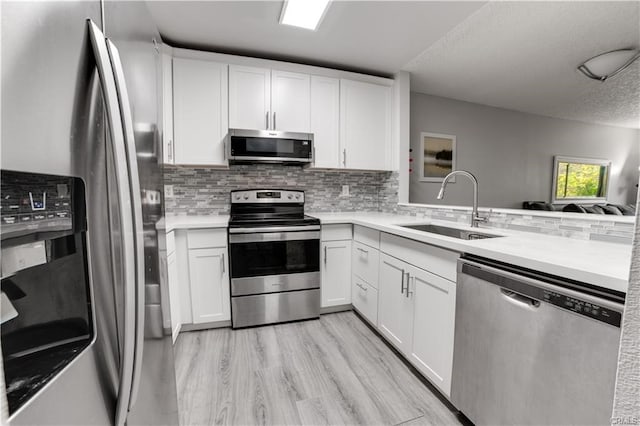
[231, 189, 304, 204]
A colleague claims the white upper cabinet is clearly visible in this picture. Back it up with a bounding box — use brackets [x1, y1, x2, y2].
[310, 76, 340, 168]
[340, 79, 392, 170]
[229, 66, 310, 133]
[271, 70, 311, 133]
[172, 57, 228, 166]
[229, 65, 271, 130]
[161, 53, 174, 164]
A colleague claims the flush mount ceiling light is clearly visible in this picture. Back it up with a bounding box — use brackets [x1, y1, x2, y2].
[280, 0, 331, 31]
[577, 48, 640, 82]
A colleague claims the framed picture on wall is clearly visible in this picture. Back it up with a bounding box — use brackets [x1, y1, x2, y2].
[419, 132, 456, 182]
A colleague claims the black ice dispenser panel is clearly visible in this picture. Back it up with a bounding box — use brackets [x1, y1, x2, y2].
[1, 170, 93, 415]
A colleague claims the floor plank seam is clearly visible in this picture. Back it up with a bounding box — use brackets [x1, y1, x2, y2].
[394, 414, 426, 425]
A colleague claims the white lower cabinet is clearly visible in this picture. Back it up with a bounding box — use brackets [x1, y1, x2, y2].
[167, 251, 180, 343]
[408, 265, 456, 397]
[187, 247, 230, 324]
[168, 229, 231, 334]
[377, 253, 415, 356]
[352, 274, 378, 325]
[321, 240, 352, 307]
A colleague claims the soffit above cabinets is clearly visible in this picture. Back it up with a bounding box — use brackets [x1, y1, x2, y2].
[147, 0, 485, 77]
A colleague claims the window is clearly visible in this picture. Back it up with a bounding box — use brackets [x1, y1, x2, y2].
[552, 156, 610, 204]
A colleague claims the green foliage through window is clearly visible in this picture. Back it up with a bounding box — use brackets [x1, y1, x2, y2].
[555, 161, 608, 199]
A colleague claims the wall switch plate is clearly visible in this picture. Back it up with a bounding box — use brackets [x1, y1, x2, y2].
[164, 185, 174, 198]
[341, 185, 350, 197]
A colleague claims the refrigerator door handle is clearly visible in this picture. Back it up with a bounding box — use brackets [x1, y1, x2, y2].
[106, 39, 146, 411]
[87, 20, 136, 426]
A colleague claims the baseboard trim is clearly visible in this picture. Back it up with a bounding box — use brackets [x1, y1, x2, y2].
[180, 320, 231, 332]
[320, 304, 353, 314]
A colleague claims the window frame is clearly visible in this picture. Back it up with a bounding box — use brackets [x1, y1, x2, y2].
[551, 155, 611, 204]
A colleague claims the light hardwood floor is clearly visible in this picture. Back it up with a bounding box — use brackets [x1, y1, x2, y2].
[174, 311, 463, 426]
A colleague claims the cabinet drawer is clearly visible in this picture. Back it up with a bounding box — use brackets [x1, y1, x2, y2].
[380, 233, 459, 282]
[321, 224, 352, 241]
[187, 228, 227, 249]
[352, 274, 378, 326]
[352, 241, 379, 289]
[354, 225, 380, 249]
[166, 231, 176, 256]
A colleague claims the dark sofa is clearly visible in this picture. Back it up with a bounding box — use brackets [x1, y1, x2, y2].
[522, 201, 636, 216]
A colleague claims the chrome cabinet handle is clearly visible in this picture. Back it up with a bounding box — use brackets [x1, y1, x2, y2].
[266, 111, 269, 129]
[400, 268, 406, 294]
[273, 111, 276, 130]
[406, 274, 414, 298]
[356, 282, 368, 292]
[88, 20, 136, 426]
[168, 139, 173, 162]
[343, 149, 347, 167]
[357, 247, 369, 255]
[106, 37, 146, 413]
[324, 246, 327, 264]
[221, 253, 225, 275]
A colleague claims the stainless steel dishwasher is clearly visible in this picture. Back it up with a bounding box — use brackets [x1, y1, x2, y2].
[452, 255, 624, 426]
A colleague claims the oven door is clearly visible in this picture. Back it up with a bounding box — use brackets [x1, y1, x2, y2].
[229, 228, 320, 280]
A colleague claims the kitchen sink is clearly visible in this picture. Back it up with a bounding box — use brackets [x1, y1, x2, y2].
[399, 224, 503, 240]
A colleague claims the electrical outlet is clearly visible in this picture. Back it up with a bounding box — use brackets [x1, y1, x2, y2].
[341, 185, 350, 197]
[164, 185, 174, 198]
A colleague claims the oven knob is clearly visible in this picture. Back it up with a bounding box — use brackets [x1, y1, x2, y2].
[234, 195, 240, 200]
[287, 194, 293, 200]
[295, 194, 301, 200]
[243, 194, 249, 200]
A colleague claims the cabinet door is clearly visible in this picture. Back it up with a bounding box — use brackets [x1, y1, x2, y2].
[378, 253, 414, 355]
[173, 57, 228, 165]
[161, 53, 174, 164]
[229, 65, 271, 130]
[188, 247, 230, 323]
[167, 251, 181, 343]
[352, 274, 378, 325]
[310, 76, 340, 168]
[409, 266, 456, 396]
[340, 79, 392, 170]
[321, 240, 352, 307]
[271, 70, 310, 133]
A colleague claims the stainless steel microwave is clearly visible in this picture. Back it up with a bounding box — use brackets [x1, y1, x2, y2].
[228, 129, 313, 165]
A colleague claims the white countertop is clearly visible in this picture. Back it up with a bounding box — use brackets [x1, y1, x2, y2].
[158, 212, 632, 294]
[157, 215, 229, 232]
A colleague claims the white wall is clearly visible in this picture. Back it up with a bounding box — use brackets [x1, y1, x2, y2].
[409, 93, 640, 208]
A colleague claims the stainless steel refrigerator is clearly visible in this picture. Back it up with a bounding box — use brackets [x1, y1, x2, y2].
[1, 1, 179, 424]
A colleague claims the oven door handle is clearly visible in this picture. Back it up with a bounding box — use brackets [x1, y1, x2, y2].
[229, 225, 320, 234]
[229, 230, 320, 244]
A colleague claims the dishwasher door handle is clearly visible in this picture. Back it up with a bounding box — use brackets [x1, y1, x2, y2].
[500, 288, 540, 309]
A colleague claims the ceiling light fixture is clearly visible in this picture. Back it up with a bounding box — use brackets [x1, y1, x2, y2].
[280, 0, 331, 31]
[577, 48, 640, 82]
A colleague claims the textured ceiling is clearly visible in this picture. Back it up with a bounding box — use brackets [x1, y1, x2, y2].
[404, 1, 640, 129]
[147, 0, 485, 76]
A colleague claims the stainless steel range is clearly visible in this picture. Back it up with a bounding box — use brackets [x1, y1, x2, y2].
[228, 189, 320, 328]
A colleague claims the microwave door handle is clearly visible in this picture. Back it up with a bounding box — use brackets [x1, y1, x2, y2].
[87, 20, 136, 426]
[106, 38, 146, 411]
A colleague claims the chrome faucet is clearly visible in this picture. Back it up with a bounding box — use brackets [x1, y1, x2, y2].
[437, 170, 487, 228]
